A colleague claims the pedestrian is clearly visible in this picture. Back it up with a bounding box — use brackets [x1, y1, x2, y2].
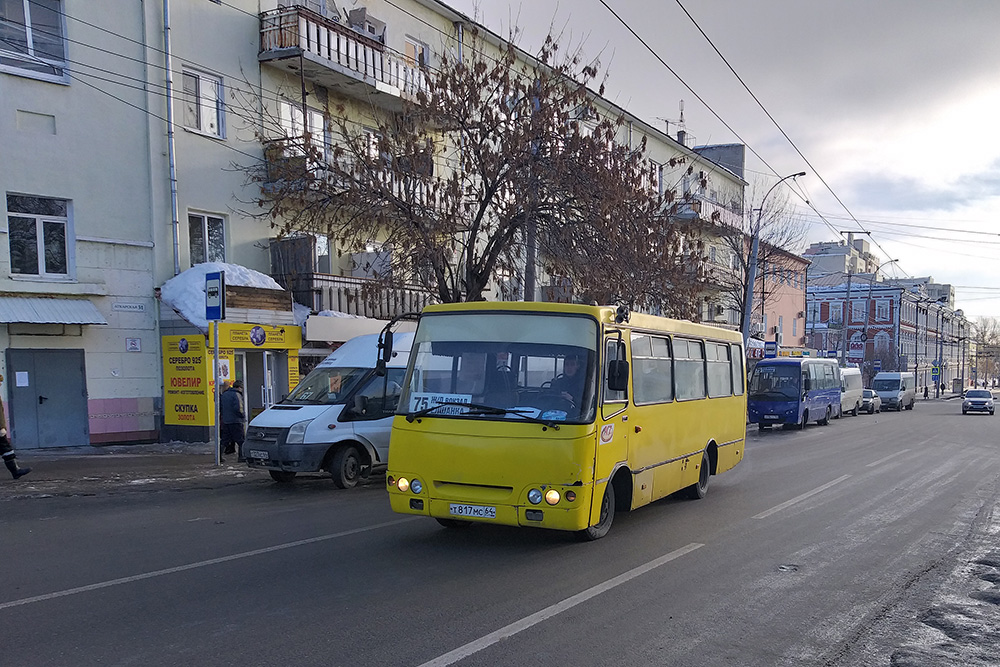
[0, 394, 30, 480]
[219, 379, 246, 462]
[923, 386, 929, 400]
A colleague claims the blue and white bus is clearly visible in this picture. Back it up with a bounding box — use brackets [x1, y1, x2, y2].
[748, 358, 842, 430]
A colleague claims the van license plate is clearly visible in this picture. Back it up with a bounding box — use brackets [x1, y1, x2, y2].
[449, 503, 496, 519]
[764, 414, 778, 420]
[249, 450, 269, 460]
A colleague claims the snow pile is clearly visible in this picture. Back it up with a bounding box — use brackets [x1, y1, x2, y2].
[159, 262, 285, 331]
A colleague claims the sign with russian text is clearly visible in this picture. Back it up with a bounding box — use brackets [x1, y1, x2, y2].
[162, 335, 215, 426]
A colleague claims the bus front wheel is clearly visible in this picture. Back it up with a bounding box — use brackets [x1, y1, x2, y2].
[685, 453, 710, 500]
[579, 484, 616, 541]
[818, 406, 831, 425]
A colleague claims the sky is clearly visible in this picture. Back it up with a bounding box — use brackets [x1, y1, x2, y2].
[445, 0, 1000, 320]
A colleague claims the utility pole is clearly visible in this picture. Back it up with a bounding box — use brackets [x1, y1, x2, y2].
[840, 270, 853, 364]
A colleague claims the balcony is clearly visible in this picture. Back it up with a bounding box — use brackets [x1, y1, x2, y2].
[275, 271, 436, 320]
[259, 6, 428, 112]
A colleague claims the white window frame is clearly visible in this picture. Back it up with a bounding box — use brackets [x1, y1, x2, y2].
[5, 193, 74, 280]
[188, 212, 226, 265]
[181, 68, 225, 138]
[852, 299, 866, 323]
[0, 0, 68, 82]
[279, 100, 327, 163]
[876, 299, 890, 322]
[807, 301, 821, 323]
[828, 302, 843, 325]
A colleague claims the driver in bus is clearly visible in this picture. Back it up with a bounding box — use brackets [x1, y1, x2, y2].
[549, 354, 586, 409]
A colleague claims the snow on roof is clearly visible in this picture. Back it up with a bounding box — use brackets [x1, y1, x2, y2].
[159, 262, 285, 332]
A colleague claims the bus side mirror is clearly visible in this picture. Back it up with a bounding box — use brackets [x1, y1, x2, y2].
[608, 360, 629, 392]
[376, 331, 394, 377]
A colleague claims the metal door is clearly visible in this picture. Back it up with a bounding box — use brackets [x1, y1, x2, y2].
[6, 349, 89, 449]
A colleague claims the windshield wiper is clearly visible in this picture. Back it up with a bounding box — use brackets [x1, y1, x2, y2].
[405, 401, 560, 429]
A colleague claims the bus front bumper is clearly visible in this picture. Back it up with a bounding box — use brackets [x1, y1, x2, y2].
[387, 488, 594, 532]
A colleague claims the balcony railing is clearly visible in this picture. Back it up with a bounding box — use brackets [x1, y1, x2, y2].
[260, 7, 428, 100]
[275, 271, 437, 320]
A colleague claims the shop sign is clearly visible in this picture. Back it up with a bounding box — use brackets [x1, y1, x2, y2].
[210, 322, 302, 350]
[162, 335, 216, 426]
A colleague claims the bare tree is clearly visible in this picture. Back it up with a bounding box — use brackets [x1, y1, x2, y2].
[238, 29, 699, 308]
[709, 176, 808, 329]
[971, 316, 1000, 382]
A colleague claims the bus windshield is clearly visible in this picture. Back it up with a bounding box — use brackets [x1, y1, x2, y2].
[283, 367, 369, 405]
[398, 312, 599, 424]
[749, 364, 801, 401]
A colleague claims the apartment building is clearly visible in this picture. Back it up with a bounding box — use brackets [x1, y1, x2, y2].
[2, 0, 748, 446]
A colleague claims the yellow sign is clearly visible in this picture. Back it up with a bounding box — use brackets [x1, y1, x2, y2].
[209, 322, 302, 350]
[162, 335, 215, 426]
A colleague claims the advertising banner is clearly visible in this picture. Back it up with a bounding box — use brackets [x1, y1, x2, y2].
[162, 335, 215, 426]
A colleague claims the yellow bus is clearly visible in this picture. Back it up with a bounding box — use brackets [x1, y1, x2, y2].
[385, 302, 746, 539]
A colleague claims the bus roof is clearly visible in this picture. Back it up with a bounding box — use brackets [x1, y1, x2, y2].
[420, 302, 744, 344]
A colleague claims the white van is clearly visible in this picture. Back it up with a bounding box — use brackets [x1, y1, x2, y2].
[242, 333, 412, 486]
[872, 371, 916, 412]
[839, 367, 864, 416]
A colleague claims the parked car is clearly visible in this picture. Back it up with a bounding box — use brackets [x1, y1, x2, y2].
[962, 389, 995, 415]
[861, 388, 881, 414]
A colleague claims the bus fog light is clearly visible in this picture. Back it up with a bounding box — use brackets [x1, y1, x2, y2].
[387, 476, 395, 487]
[544, 489, 560, 505]
[397, 478, 410, 493]
[565, 491, 577, 502]
[411, 479, 423, 494]
[527, 489, 542, 505]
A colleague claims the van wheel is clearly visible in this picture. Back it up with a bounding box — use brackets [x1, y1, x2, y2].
[852, 402, 859, 417]
[578, 483, 615, 541]
[269, 470, 296, 483]
[330, 445, 361, 489]
[906, 400, 915, 410]
[684, 453, 710, 500]
[818, 406, 831, 425]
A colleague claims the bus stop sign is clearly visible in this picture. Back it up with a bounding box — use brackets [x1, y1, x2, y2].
[931, 364, 940, 379]
[764, 341, 777, 358]
[874, 359, 882, 372]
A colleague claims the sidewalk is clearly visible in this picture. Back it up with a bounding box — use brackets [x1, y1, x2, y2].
[0, 441, 257, 500]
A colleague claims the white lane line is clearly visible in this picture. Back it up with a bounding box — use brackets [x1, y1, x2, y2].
[867, 449, 911, 468]
[418, 542, 704, 667]
[752, 474, 852, 520]
[0, 518, 416, 611]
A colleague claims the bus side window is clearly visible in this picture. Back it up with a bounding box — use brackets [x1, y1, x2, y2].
[707, 342, 731, 397]
[675, 339, 707, 401]
[730, 344, 745, 395]
[604, 338, 627, 403]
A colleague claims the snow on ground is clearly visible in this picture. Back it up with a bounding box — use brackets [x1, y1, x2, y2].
[890, 508, 1000, 666]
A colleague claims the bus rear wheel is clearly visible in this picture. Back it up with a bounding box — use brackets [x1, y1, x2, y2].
[685, 453, 710, 500]
[578, 483, 615, 541]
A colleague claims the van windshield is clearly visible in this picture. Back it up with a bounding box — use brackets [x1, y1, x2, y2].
[283, 367, 369, 405]
[749, 364, 800, 400]
[872, 379, 900, 392]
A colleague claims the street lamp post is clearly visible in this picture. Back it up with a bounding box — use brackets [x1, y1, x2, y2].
[862, 258, 898, 380]
[741, 171, 806, 347]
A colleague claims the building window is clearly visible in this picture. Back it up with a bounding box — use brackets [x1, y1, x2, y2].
[876, 299, 890, 322]
[188, 213, 225, 264]
[404, 39, 427, 67]
[828, 302, 842, 325]
[807, 301, 821, 323]
[852, 300, 866, 323]
[6, 193, 71, 278]
[0, 0, 66, 80]
[182, 69, 224, 137]
[279, 100, 327, 162]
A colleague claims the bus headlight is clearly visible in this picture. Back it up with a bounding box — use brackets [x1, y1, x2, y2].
[527, 489, 542, 505]
[544, 489, 560, 505]
[285, 420, 312, 444]
[397, 477, 410, 493]
[410, 478, 423, 494]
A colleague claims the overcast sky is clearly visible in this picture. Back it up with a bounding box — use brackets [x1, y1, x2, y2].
[446, 0, 1000, 320]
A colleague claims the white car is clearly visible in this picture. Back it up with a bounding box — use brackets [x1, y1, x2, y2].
[962, 389, 995, 415]
[861, 389, 881, 414]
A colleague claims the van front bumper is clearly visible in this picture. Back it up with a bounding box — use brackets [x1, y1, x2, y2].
[243, 429, 329, 472]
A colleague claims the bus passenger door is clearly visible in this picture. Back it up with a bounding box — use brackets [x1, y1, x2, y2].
[595, 334, 630, 516]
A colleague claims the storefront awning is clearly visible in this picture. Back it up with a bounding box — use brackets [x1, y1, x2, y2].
[0, 296, 107, 325]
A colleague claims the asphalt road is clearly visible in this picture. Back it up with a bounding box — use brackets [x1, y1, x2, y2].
[2, 398, 999, 667]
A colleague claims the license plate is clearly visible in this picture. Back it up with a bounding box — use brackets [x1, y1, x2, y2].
[249, 450, 269, 460]
[449, 503, 496, 519]
[764, 414, 779, 420]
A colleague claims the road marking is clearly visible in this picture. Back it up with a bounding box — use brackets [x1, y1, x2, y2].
[417, 542, 704, 667]
[0, 518, 417, 611]
[867, 449, 911, 468]
[752, 474, 852, 520]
